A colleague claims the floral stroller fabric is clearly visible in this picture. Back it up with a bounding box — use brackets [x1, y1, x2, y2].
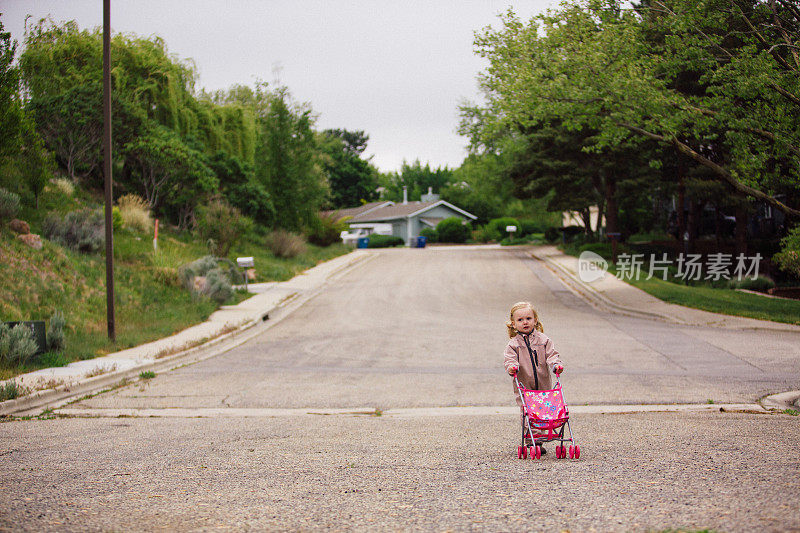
[515, 377, 580, 460]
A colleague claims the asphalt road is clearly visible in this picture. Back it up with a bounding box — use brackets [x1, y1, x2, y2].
[2, 246, 799, 532]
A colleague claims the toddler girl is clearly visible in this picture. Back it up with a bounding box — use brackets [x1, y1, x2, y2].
[503, 301, 564, 448]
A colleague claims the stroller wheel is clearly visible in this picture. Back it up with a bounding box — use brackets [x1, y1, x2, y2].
[568, 445, 575, 459]
[574, 445, 581, 459]
[534, 446, 542, 460]
[555, 445, 563, 459]
[518, 445, 528, 459]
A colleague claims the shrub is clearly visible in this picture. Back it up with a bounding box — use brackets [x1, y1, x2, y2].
[47, 310, 66, 352]
[42, 208, 105, 253]
[0, 323, 38, 366]
[196, 198, 252, 257]
[266, 229, 307, 258]
[112, 206, 123, 230]
[307, 212, 348, 247]
[544, 227, 560, 243]
[486, 217, 521, 240]
[437, 217, 471, 243]
[0, 380, 29, 401]
[178, 256, 234, 304]
[419, 227, 438, 243]
[519, 219, 548, 236]
[0, 188, 20, 222]
[51, 177, 75, 196]
[117, 194, 153, 233]
[729, 276, 776, 292]
[774, 226, 800, 279]
[366, 234, 405, 248]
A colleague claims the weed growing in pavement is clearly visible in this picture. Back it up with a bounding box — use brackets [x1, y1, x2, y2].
[784, 409, 798, 416]
[84, 363, 117, 378]
[706, 399, 714, 404]
[139, 371, 156, 379]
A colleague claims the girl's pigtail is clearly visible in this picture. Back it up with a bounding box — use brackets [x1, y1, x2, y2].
[506, 320, 517, 338]
[535, 321, 544, 333]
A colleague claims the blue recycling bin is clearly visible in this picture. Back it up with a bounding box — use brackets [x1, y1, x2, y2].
[416, 236, 427, 248]
[357, 237, 369, 249]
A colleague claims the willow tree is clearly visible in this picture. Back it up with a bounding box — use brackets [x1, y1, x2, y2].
[461, 0, 800, 222]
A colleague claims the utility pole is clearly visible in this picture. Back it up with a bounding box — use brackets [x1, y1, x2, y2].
[103, 0, 116, 341]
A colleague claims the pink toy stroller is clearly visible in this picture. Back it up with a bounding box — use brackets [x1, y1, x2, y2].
[514, 374, 580, 460]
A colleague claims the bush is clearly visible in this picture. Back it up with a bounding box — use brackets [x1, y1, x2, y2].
[436, 217, 471, 243]
[47, 310, 66, 352]
[0, 187, 20, 222]
[774, 226, 800, 279]
[178, 256, 234, 304]
[544, 227, 560, 243]
[0, 380, 29, 401]
[112, 206, 123, 230]
[266, 229, 307, 258]
[42, 208, 105, 253]
[729, 276, 776, 292]
[419, 227, 438, 243]
[366, 234, 405, 248]
[307, 212, 348, 247]
[486, 217, 521, 240]
[117, 194, 153, 232]
[0, 323, 38, 366]
[196, 198, 253, 257]
[519, 219, 548, 236]
[51, 177, 75, 196]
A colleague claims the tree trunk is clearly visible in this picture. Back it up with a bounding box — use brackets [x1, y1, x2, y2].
[594, 197, 605, 236]
[604, 174, 619, 236]
[581, 208, 593, 239]
[735, 204, 748, 256]
[677, 173, 686, 245]
[714, 202, 722, 249]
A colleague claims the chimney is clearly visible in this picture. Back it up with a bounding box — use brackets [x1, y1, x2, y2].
[403, 186, 408, 204]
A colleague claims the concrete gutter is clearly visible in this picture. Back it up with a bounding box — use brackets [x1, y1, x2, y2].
[1, 250, 375, 417]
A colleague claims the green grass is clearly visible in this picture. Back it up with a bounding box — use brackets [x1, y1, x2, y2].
[0, 187, 351, 381]
[559, 244, 800, 325]
[139, 370, 156, 379]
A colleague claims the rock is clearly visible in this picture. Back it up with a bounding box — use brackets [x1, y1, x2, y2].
[17, 233, 43, 250]
[9, 219, 30, 235]
[246, 268, 257, 281]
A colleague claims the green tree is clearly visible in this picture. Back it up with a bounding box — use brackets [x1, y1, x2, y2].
[255, 86, 328, 231]
[322, 128, 378, 208]
[461, 1, 800, 219]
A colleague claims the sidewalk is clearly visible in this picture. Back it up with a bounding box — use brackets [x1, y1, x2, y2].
[531, 245, 800, 332]
[0, 250, 372, 416]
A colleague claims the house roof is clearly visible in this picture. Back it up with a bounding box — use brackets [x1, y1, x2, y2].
[321, 201, 394, 221]
[351, 200, 477, 222]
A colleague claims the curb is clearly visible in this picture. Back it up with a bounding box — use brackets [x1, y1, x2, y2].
[530, 250, 679, 323]
[1, 250, 373, 418]
[530, 249, 800, 332]
[760, 390, 800, 412]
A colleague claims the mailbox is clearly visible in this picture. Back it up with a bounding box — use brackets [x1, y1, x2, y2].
[236, 257, 254, 268]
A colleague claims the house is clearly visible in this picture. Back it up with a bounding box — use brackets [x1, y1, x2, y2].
[326, 191, 477, 245]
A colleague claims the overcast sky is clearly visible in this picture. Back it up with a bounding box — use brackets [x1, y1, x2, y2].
[2, 1, 555, 172]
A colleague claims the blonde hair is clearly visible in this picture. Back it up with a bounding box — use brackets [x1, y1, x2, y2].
[506, 301, 544, 338]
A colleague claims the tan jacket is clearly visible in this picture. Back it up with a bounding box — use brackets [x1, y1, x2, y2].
[503, 331, 563, 392]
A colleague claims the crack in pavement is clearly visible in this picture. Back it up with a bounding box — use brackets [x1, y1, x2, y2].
[52, 403, 769, 419]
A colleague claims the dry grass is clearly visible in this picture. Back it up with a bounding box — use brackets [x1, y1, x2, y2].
[265, 229, 307, 258]
[50, 177, 75, 197]
[117, 194, 153, 233]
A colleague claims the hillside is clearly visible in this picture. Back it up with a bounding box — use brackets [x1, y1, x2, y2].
[1, 185, 349, 382]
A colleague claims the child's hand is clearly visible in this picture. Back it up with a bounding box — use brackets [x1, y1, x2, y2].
[507, 366, 518, 376]
[553, 365, 564, 375]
